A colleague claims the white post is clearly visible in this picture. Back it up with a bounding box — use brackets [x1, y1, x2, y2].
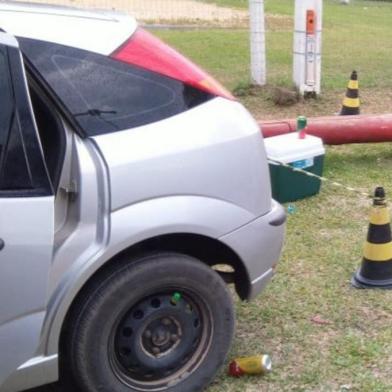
[249, 0, 266, 86]
[293, 0, 323, 95]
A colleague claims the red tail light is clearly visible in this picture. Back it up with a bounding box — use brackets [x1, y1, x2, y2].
[111, 28, 234, 100]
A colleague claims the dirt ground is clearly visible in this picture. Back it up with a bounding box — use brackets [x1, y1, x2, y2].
[245, 88, 392, 122]
[25, 0, 248, 24]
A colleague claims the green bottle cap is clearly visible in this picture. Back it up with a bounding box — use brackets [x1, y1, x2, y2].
[171, 292, 182, 304]
[297, 116, 307, 131]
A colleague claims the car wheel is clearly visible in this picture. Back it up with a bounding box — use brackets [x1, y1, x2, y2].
[65, 253, 235, 392]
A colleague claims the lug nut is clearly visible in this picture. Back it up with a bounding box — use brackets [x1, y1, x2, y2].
[152, 347, 160, 355]
[171, 334, 179, 342]
[144, 330, 152, 339]
[161, 318, 171, 326]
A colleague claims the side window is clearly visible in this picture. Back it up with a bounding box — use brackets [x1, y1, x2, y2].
[19, 38, 212, 137]
[0, 44, 51, 197]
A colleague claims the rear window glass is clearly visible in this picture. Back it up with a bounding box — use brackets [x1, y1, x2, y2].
[19, 38, 212, 137]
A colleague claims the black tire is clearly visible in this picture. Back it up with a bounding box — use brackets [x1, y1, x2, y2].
[64, 253, 235, 392]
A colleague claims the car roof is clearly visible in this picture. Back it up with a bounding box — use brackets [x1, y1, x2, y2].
[0, 1, 137, 55]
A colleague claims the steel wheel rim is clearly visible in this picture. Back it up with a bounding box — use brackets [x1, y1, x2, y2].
[109, 288, 213, 391]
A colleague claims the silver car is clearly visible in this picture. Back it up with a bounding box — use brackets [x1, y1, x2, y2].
[0, 3, 285, 392]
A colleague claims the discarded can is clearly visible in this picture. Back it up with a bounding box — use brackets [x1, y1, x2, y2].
[228, 354, 272, 377]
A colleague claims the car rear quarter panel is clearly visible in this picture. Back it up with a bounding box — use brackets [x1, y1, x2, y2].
[93, 97, 272, 217]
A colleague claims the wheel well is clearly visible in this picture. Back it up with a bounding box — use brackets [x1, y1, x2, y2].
[108, 233, 250, 300]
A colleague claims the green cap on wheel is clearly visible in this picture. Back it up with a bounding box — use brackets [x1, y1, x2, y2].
[171, 292, 182, 304]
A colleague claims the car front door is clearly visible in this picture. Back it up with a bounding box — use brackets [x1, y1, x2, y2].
[0, 32, 55, 388]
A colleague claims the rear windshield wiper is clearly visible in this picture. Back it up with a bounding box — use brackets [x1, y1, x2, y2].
[74, 109, 118, 131]
[74, 109, 117, 117]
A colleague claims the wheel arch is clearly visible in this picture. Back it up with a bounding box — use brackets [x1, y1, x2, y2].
[109, 233, 251, 299]
[57, 233, 250, 365]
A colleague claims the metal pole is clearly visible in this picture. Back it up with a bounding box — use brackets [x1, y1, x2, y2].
[249, 0, 266, 86]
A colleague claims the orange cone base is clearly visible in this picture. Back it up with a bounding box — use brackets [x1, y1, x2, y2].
[352, 270, 392, 289]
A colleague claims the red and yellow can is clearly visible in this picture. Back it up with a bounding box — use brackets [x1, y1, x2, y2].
[228, 355, 272, 377]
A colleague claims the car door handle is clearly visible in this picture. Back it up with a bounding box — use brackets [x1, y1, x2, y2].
[0, 239, 4, 251]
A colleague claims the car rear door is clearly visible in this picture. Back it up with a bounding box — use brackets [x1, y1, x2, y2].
[0, 32, 55, 387]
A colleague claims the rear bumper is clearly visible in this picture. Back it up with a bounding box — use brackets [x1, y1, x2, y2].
[219, 200, 286, 300]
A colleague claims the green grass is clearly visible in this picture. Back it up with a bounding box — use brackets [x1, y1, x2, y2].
[155, 0, 392, 93]
[152, 1, 392, 391]
[198, 0, 248, 9]
[205, 144, 392, 392]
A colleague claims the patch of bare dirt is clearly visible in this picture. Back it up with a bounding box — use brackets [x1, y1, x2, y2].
[245, 88, 392, 122]
[266, 14, 293, 31]
[24, 0, 248, 25]
[21, 0, 295, 29]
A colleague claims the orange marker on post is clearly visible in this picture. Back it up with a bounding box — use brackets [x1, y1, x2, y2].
[306, 9, 316, 35]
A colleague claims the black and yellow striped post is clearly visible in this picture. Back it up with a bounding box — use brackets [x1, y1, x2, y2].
[352, 187, 392, 289]
[340, 70, 360, 115]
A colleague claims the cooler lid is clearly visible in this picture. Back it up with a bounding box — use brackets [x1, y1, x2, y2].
[264, 132, 325, 164]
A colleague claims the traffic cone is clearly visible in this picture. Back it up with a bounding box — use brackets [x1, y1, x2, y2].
[340, 71, 360, 115]
[352, 187, 392, 289]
